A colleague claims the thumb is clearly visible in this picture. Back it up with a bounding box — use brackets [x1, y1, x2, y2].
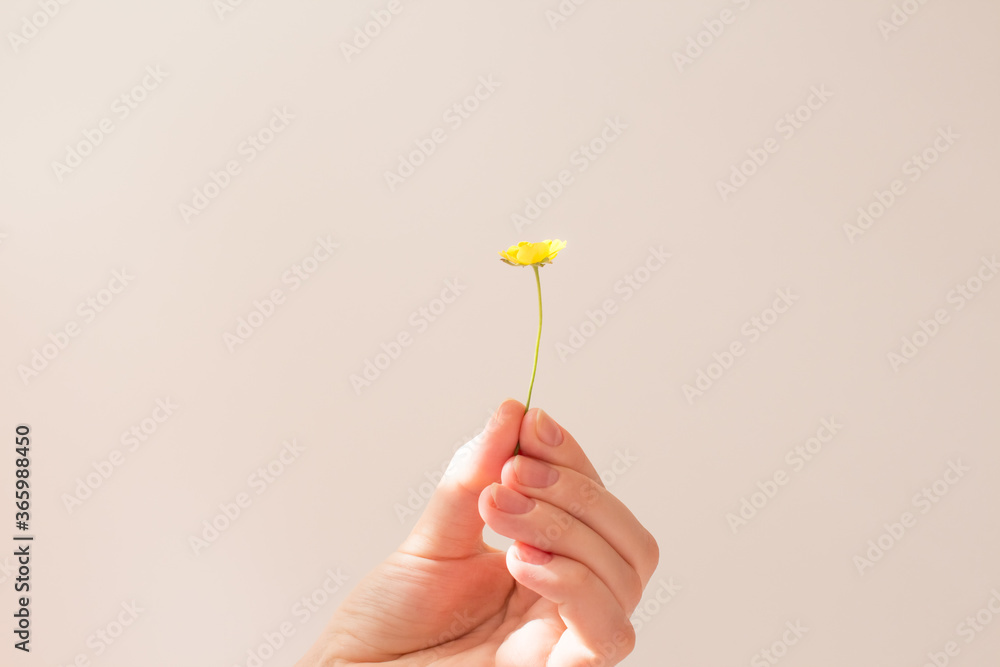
[401, 399, 524, 559]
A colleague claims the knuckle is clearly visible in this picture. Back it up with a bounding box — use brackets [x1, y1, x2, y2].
[570, 477, 603, 516]
[617, 620, 637, 654]
[642, 529, 660, 577]
[565, 559, 595, 589]
[593, 621, 636, 666]
[624, 568, 645, 611]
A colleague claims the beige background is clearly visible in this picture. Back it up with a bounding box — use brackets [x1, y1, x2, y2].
[2, 0, 999, 665]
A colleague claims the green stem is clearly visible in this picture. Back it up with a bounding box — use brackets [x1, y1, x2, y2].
[514, 265, 543, 456]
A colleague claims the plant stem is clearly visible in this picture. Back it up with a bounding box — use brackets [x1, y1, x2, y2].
[514, 265, 543, 456]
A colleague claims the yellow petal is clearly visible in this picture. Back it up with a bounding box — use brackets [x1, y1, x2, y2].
[519, 243, 548, 265]
[497, 239, 567, 266]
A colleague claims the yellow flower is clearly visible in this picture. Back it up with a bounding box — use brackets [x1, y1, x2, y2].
[497, 239, 568, 455]
[498, 239, 567, 267]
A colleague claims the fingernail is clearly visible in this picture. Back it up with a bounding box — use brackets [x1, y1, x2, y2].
[490, 483, 535, 515]
[488, 399, 521, 433]
[535, 409, 563, 446]
[487, 401, 506, 431]
[514, 456, 558, 488]
[515, 543, 553, 565]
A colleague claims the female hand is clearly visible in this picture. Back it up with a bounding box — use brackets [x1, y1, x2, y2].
[295, 399, 659, 666]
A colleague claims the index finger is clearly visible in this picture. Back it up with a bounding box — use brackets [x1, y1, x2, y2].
[516, 408, 603, 487]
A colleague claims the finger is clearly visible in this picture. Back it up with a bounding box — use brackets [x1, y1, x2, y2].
[480, 483, 644, 613]
[401, 398, 524, 559]
[502, 455, 659, 587]
[517, 408, 603, 487]
[506, 542, 636, 666]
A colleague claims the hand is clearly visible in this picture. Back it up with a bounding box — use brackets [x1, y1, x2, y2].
[295, 399, 659, 666]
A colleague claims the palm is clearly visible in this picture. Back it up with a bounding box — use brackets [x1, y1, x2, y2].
[323, 543, 568, 665]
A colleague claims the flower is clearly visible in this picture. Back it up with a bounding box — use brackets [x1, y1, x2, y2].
[498, 239, 567, 267]
[498, 239, 567, 455]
